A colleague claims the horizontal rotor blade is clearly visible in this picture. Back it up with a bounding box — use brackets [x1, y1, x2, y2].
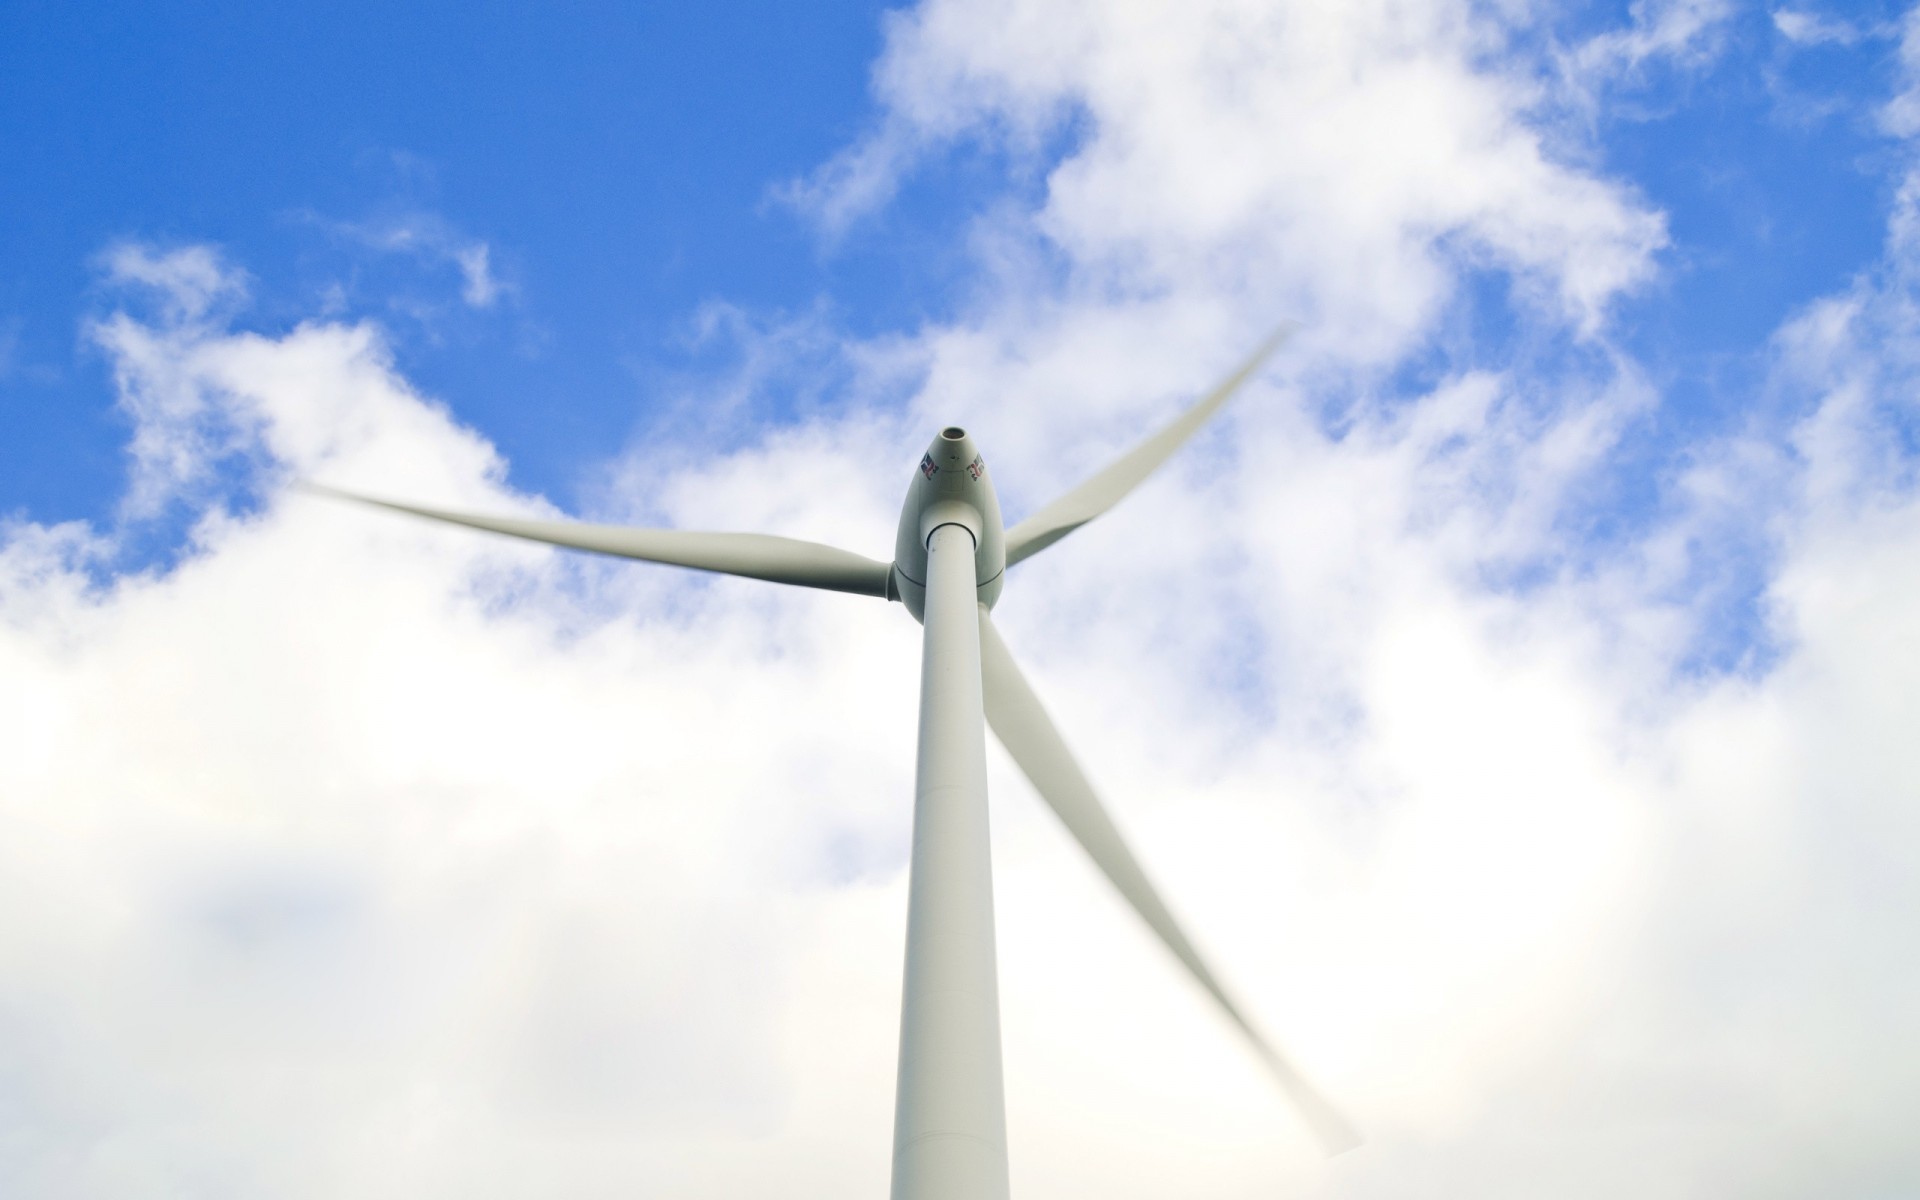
[1003, 326, 1294, 567]
[977, 610, 1360, 1155]
[303, 483, 894, 597]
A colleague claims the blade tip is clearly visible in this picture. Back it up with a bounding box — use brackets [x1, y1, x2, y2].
[293, 478, 360, 504]
[1318, 1125, 1364, 1157]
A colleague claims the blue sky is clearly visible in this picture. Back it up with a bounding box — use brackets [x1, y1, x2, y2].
[0, 3, 1894, 527]
[3, 2, 905, 520]
[5, 2, 1920, 1196]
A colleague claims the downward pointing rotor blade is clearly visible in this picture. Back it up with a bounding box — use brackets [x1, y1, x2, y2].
[977, 610, 1360, 1155]
[1003, 326, 1294, 566]
[303, 484, 894, 597]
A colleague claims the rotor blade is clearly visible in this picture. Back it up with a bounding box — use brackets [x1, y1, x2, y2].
[1003, 326, 1294, 567]
[302, 483, 894, 597]
[977, 610, 1359, 1155]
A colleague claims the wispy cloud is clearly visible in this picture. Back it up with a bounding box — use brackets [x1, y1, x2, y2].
[97, 241, 249, 323]
[1773, 8, 1870, 47]
[450, 241, 502, 308]
[1564, 0, 1736, 85]
[305, 209, 513, 311]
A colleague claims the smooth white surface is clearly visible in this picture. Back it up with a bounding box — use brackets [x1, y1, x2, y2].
[891, 522, 1009, 1200]
[303, 484, 895, 597]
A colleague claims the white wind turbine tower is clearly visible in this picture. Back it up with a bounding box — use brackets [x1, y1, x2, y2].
[312, 330, 1358, 1199]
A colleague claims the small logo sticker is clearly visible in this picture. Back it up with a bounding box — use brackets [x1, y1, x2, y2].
[920, 454, 938, 479]
[966, 455, 985, 481]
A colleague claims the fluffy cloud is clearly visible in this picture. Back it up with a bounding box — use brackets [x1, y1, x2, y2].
[791, 0, 1669, 351]
[2, 248, 926, 1198]
[6, 1, 1920, 1198]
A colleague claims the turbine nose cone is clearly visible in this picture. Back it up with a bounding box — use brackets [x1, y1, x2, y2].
[925, 426, 980, 475]
[895, 424, 1006, 620]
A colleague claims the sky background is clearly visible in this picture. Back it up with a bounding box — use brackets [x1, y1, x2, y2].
[4, 1, 1919, 1196]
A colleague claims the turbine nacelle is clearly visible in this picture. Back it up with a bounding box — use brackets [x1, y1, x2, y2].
[892, 426, 1005, 621]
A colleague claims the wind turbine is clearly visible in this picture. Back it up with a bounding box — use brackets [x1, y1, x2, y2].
[311, 330, 1358, 1199]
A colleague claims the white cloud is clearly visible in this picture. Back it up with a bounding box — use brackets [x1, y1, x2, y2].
[1564, 0, 1734, 86]
[452, 241, 503, 308]
[308, 210, 514, 311]
[98, 242, 248, 324]
[2, 250, 924, 1198]
[1773, 8, 1868, 46]
[789, 0, 1668, 345]
[9, 1, 1920, 1196]
[1883, 5, 1920, 138]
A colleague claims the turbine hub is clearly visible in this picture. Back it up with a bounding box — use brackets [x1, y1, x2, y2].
[892, 427, 1005, 620]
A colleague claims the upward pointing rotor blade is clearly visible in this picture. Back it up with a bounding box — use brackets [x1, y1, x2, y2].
[977, 610, 1359, 1155]
[303, 484, 894, 597]
[1003, 326, 1293, 567]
